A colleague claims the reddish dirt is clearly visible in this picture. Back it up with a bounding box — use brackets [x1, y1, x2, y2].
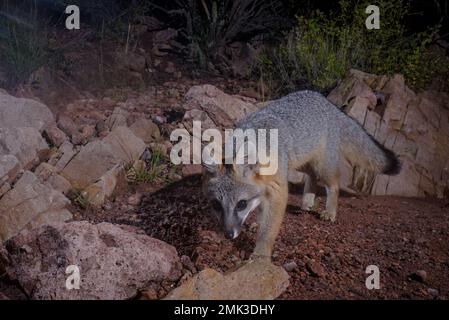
[80, 174, 449, 300]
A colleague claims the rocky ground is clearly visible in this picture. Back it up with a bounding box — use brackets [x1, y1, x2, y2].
[71, 174, 449, 300]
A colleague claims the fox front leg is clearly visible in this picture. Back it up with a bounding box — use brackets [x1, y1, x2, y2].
[251, 184, 288, 261]
[320, 182, 339, 222]
[318, 161, 340, 222]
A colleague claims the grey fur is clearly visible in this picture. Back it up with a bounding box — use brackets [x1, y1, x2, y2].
[203, 90, 401, 259]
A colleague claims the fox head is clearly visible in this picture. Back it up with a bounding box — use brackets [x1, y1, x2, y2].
[202, 161, 263, 240]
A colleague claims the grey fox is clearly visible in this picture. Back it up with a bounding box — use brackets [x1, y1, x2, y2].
[202, 90, 401, 260]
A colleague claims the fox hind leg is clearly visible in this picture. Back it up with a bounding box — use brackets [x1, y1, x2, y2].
[301, 170, 317, 211]
[316, 149, 340, 221]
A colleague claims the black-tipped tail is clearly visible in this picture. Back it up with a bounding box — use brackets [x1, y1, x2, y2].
[379, 144, 401, 175]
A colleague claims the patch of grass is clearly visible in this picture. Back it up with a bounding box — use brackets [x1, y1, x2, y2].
[125, 148, 165, 185]
[69, 188, 91, 210]
[0, 3, 50, 86]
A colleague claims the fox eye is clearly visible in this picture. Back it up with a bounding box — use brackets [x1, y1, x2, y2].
[236, 200, 247, 211]
[211, 199, 222, 212]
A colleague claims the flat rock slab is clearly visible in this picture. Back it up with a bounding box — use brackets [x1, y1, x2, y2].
[3, 221, 182, 300]
[183, 84, 259, 128]
[165, 259, 289, 300]
[62, 126, 146, 189]
[0, 171, 72, 242]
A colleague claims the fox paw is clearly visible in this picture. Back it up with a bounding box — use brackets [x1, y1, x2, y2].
[249, 253, 271, 262]
[301, 193, 315, 211]
[319, 210, 336, 222]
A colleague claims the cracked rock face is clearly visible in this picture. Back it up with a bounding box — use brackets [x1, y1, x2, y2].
[328, 69, 449, 198]
[3, 221, 182, 300]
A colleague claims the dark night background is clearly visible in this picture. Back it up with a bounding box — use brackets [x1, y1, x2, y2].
[1, 0, 448, 94]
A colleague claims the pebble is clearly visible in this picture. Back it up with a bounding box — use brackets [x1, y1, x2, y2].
[427, 288, 439, 297]
[141, 288, 158, 300]
[306, 259, 325, 277]
[410, 270, 427, 282]
[153, 115, 166, 124]
[180, 255, 196, 273]
[283, 261, 298, 272]
[127, 192, 143, 206]
[102, 203, 113, 211]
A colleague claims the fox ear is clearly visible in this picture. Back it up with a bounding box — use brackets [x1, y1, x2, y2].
[203, 161, 221, 174]
[235, 162, 260, 178]
[233, 142, 259, 178]
[202, 147, 222, 174]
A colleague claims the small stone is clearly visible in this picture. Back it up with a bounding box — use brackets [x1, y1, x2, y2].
[95, 119, 107, 133]
[72, 125, 96, 145]
[180, 255, 196, 273]
[102, 203, 113, 211]
[427, 288, 439, 297]
[57, 115, 77, 138]
[410, 270, 427, 282]
[141, 288, 158, 300]
[153, 115, 166, 124]
[283, 261, 298, 272]
[44, 124, 67, 147]
[127, 192, 143, 206]
[306, 259, 325, 277]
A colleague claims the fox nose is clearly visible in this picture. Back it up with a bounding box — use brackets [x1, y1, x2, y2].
[224, 230, 238, 240]
[225, 231, 234, 240]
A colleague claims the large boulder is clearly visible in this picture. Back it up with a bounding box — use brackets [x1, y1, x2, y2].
[165, 259, 289, 300]
[2, 221, 182, 300]
[0, 127, 49, 171]
[328, 69, 449, 198]
[0, 91, 54, 132]
[0, 171, 72, 242]
[183, 85, 260, 128]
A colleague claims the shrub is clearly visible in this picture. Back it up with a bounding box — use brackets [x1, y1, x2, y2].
[0, 2, 50, 86]
[254, 0, 448, 96]
[150, 0, 284, 71]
